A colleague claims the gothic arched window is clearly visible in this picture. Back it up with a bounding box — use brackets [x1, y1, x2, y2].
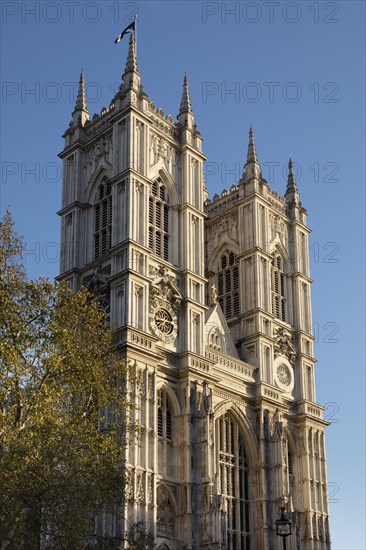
[216, 414, 251, 550]
[271, 254, 286, 321]
[94, 177, 112, 259]
[157, 390, 174, 477]
[217, 251, 240, 320]
[149, 178, 169, 261]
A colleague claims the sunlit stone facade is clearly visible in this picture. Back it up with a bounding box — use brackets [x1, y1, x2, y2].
[58, 34, 331, 550]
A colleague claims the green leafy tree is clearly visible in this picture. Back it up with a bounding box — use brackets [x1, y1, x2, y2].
[126, 522, 155, 549]
[0, 209, 133, 549]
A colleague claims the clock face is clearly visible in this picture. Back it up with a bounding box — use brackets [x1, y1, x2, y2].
[276, 364, 291, 386]
[274, 356, 295, 393]
[149, 299, 177, 343]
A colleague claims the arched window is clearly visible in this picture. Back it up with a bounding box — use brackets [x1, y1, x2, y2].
[94, 177, 112, 259]
[217, 251, 240, 320]
[271, 254, 286, 321]
[158, 390, 172, 442]
[216, 414, 251, 550]
[149, 178, 169, 261]
[157, 390, 174, 478]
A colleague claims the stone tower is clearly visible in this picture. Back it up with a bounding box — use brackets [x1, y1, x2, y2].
[58, 34, 331, 550]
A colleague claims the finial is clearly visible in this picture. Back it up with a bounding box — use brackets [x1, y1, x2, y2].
[124, 32, 139, 74]
[179, 72, 192, 114]
[247, 126, 258, 163]
[72, 70, 89, 126]
[74, 70, 88, 113]
[285, 157, 300, 210]
[121, 31, 141, 92]
[286, 157, 298, 194]
[243, 125, 261, 180]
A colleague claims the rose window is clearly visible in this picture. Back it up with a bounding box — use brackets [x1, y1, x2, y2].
[154, 308, 174, 335]
[277, 364, 291, 386]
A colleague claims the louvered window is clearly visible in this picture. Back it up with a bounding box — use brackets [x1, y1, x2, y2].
[158, 407, 163, 437]
[288, 448, 293, 476]
[157, 390, 172, 442]
[94, 177, 112, 259]
[166, 409, 172, 441]
[217, 250, 240, 320]
[148, 178, 169, 261]
[271, 254, 286, 321]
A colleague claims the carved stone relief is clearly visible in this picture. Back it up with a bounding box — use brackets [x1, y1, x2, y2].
[274, 327, 296, 364]
[149, 267, 182, 312]
[135, 471, 144, 504]
[83, 265, 111, 315]
[157, 485, 175, 536]
[83, 135, 113, 180]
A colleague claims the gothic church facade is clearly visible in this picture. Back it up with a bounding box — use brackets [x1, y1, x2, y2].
[58, 34, 331, 550]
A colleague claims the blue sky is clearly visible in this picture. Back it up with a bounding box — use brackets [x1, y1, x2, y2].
[1, 1, 365, 547]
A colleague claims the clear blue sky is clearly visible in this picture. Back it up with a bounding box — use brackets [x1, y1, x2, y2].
[1, 1, 365, 548]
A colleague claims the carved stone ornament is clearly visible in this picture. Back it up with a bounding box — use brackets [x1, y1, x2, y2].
[272, 408, 284, 439]
[147, 472, 154, 504]
[157, 485, 175, 536]
[277, 364, 291, 386]
[125, 469, 134, 503]
[210, 284, 218, 305]
[202, 380, 213, 414]
[135, 471, 144, 504]
[274, 327, 296, 364]
[149, 301, 177, 344]
[83, 265, 111, 313]
[149, 267, 182, 312]
[148, 268, 181, 342]
[273, 356, 295, 393]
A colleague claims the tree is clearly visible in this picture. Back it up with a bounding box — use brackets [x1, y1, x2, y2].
[126, 522, 155, 550]
[0, 209, 132, 549]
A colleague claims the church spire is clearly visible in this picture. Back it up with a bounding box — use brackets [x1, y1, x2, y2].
[247, 126, 258, 163]
[286, 158, 298, 194]
[72, 71, 89, 126]
[121, 32, 141, 91]
[124, 32, 139, 74]
[178, 73, 195, 128]
[243, 126, 261, 180]
[179, 73, 192, 114]
[285, 158, 300, 205]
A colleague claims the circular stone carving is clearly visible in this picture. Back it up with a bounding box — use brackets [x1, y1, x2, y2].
[154, 308, 174, 335]
[277, 364, 291, 386]
[149, 299, 177, 343]
[273, 356, 295, 393]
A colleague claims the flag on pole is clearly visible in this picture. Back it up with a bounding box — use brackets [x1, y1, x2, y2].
[114, 21, 135, 44]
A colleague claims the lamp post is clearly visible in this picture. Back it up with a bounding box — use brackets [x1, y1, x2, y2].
[275, 506, 293, 550]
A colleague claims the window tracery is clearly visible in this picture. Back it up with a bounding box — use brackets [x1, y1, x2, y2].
[157, 390, 174, 478]
[217, 251, 240, 319]
[149, 178, 169, 261]
[271, 254, 286, 321]
[217, 414, 251, 549]
[94, 177, 112, 259]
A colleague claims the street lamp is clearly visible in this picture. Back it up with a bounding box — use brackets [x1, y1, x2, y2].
[275, 507, 293, 550]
